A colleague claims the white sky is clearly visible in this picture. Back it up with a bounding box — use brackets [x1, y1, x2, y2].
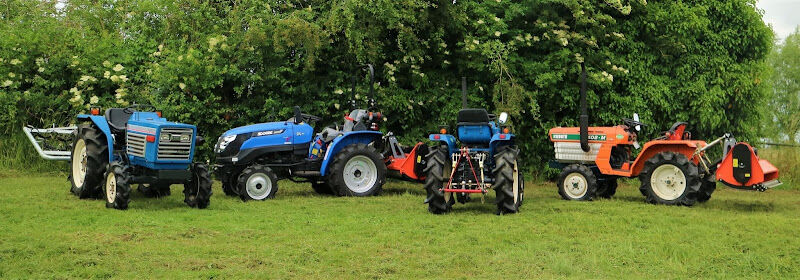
[757, 0, 800, 39]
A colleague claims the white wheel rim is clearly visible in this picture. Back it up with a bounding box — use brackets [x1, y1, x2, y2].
[106, 171, 116, 203]
[343, 155, 378, 193]
[512, 160, 520, 204]
[442, 159, 452, 203]
[650, 164, 686, 200]
[72, 139, 87, 187]
[563, 173, 588, 199]
[245, 172, 272, 200]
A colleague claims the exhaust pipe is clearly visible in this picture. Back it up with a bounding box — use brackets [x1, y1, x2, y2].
[579, 63, 590, 152]
[462, 77, 468, 109]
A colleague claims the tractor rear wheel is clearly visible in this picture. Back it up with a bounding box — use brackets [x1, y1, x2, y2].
[104, 161, 131, 210]
[493, 146, 521, 215]
[596, 178, 618, 199]
[557, 164, 597, 201]
[639, 152, 700, 206]
[423, 145, 452, 214]
[328, 144, 386, 197]
[138, 183, 171, 198]
[184, 163, 212, 208]
[696, 175, 717, 203]
[311, 181, 334, 195]
[237, 164, 278, 201]
[70, 124, 108, 199]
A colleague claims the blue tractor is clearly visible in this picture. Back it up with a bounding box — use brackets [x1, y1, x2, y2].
[423, 78, 523, 214]
[24, 104, 212, 210]
[214, 65, 399, 200]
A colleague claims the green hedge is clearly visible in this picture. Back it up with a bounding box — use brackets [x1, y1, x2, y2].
[0, 0, 772, 175]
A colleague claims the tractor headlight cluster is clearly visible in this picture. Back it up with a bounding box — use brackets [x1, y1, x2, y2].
[216, 134, 237, 153]
[180, 134, 191, 142]
[252, 129, 285, 137]
[160, 133, 170, 142]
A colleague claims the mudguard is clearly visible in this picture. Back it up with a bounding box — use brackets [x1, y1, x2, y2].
[490, 133, 515, 153]
[77, 114, 116, 162]
[428, 134, 457, 155]
[319, 131, 383, 176]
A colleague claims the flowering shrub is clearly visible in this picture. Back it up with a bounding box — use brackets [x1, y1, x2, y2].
[0, 0, 772, 173]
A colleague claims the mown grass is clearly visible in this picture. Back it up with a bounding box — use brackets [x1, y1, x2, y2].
[1, 175, 799, 278]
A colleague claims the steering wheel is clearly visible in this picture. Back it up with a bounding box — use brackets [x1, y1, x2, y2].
[622, 118, 647, 130]
[123, 104, 157, 114]
[301, 113, 321, 123]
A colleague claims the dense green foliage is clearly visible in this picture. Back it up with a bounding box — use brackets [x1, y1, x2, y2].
[765, 28, 800, 143]
[0, 0, 772, 174]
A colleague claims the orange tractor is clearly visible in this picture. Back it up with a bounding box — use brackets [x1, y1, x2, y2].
[548, 64, 781, 205]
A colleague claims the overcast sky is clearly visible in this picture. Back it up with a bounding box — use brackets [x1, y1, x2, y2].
[757, 0, 800, 39]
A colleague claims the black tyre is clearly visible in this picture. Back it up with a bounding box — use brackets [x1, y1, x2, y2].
[220, 171, 240, 196]
[69, 124, 108, 199]
[328, 143, 386, 197]
[237, 164, 278, 201]
[423, 145, 452, 214]
[638, 152, 701, 206]
[103, 161, 131, 210]
[493, 146, 521, 214]
[696, 174, 717, 203]
[184, 163, 213, 208]
[311, 181, 334, 195]
[557, 164, 597, 201]
[596, 178, 618, 199]
[138, 183, 171, 198]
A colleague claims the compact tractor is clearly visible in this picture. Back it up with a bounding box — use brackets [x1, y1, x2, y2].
[549, 64, 780, 205]
[214, 64, 428, 200]
[424, 78, 523, 214]
[24, 105, 212, 210]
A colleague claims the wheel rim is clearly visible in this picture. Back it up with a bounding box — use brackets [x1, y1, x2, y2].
[512, 160, 520, 204]
[245, 172, 272, 200]
[442, 158, 453, 203]
[343, 155, 378, 193]
[105, 171, 116, 203]
[563, 173, 588, 199]
[72, 139, 87, 188]
[650, 164, 686, 200]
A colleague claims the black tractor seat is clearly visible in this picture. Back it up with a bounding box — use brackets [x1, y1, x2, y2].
[457, 108, 490, 126]
[105, 108, 133, 131]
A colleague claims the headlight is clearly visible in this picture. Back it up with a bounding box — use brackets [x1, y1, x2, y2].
[180, 134, 191, 142]
[215, 134, 237, 153]
[252, 129, 285, 137]
[160, 133, 170, 141]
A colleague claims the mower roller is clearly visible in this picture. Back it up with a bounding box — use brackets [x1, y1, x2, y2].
[213, 64, 427, 200]
[548, 63, 780, 205]
[423, 77, 522, 214]
[24, 104, 212, 210]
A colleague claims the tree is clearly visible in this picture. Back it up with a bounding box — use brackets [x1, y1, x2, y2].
[766, 27, 800, 143]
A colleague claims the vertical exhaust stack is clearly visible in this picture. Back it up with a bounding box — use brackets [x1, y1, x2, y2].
[579, 63, 590, 152]
[462, 77, 468, 109]
[349, 64, 377, 110]
[366, 64, 376, 110]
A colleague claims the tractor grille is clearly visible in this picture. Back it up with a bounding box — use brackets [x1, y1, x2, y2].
[127, 133, 147, 157]
[157, 128, 193, 160]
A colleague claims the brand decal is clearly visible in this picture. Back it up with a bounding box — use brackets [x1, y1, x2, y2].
[127, 125, 156, 135]
[551, 134, 607, 141]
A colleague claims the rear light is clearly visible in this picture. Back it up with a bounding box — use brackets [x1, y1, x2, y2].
[156, 111, 162, 117]
[146, 135, 155, 142]
[434, 135, 441, 140]
[440, 128, 447, 134]
[499, 134, 506, 139]
[90, 107, 100, 115]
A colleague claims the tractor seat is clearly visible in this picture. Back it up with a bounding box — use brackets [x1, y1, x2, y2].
[456, 109, 492, 145]
[457, 108, 490, 125]
[105, 108, 133, 131]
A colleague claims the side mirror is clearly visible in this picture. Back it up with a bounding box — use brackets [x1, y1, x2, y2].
[293, 106, 302, 124]
[633, 113, 641, 132]
[498, 112, 509, 124]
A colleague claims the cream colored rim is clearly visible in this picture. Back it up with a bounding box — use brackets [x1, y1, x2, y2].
[105, 171, 117, 203]
[72, 139, 87, 187]
[512, 160, 520, 204]
[650, 164, 686, 200]
[563, 173, 588, 199]
[443, 158, 453, 203]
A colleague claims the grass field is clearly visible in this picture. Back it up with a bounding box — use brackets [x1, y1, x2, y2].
[1, 174, 799, 279]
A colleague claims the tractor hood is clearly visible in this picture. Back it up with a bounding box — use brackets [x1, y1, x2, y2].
[221, 121, 292, 137]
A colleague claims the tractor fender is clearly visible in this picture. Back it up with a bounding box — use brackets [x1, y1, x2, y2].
[428, 134, 457, 155]
[627, 140, 704, 177]
[77, 114, 116, 163]
[320, 131, 383, 176]
[490, 133, 515, 154]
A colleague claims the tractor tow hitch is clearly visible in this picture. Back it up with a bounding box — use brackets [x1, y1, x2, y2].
[441, 147, 488, 197]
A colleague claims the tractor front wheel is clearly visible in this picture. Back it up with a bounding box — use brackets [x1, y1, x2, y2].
[493, 146, 522, 215]
[237, 164, 278, 201]
[184, 163, 212, 208]
[423, 145, 452, 214]
[138, 183, 171, 198]
[328, 144, 386, 197]
[70, 124, 108, 199]
[639, 152, 700, 206]
[104, 161, 131, 210]
[557, 164, 597, 201]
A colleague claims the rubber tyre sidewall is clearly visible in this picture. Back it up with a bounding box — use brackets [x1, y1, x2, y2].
[423, 145, 452, 214]
[184, 163, 213, 208]
[328, 144, 386, 197]
[638, 152, 700, 206]
[70, 124, 108, 199]
[104, 162, 131, 210]
[557, 164, 597, 201]
[237, 164, 278, 201]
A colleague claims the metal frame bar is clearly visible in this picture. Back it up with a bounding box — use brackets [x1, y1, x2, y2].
[22, 126, 77, 161]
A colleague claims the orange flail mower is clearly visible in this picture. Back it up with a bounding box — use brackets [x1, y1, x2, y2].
[548, 63, 780, 206]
